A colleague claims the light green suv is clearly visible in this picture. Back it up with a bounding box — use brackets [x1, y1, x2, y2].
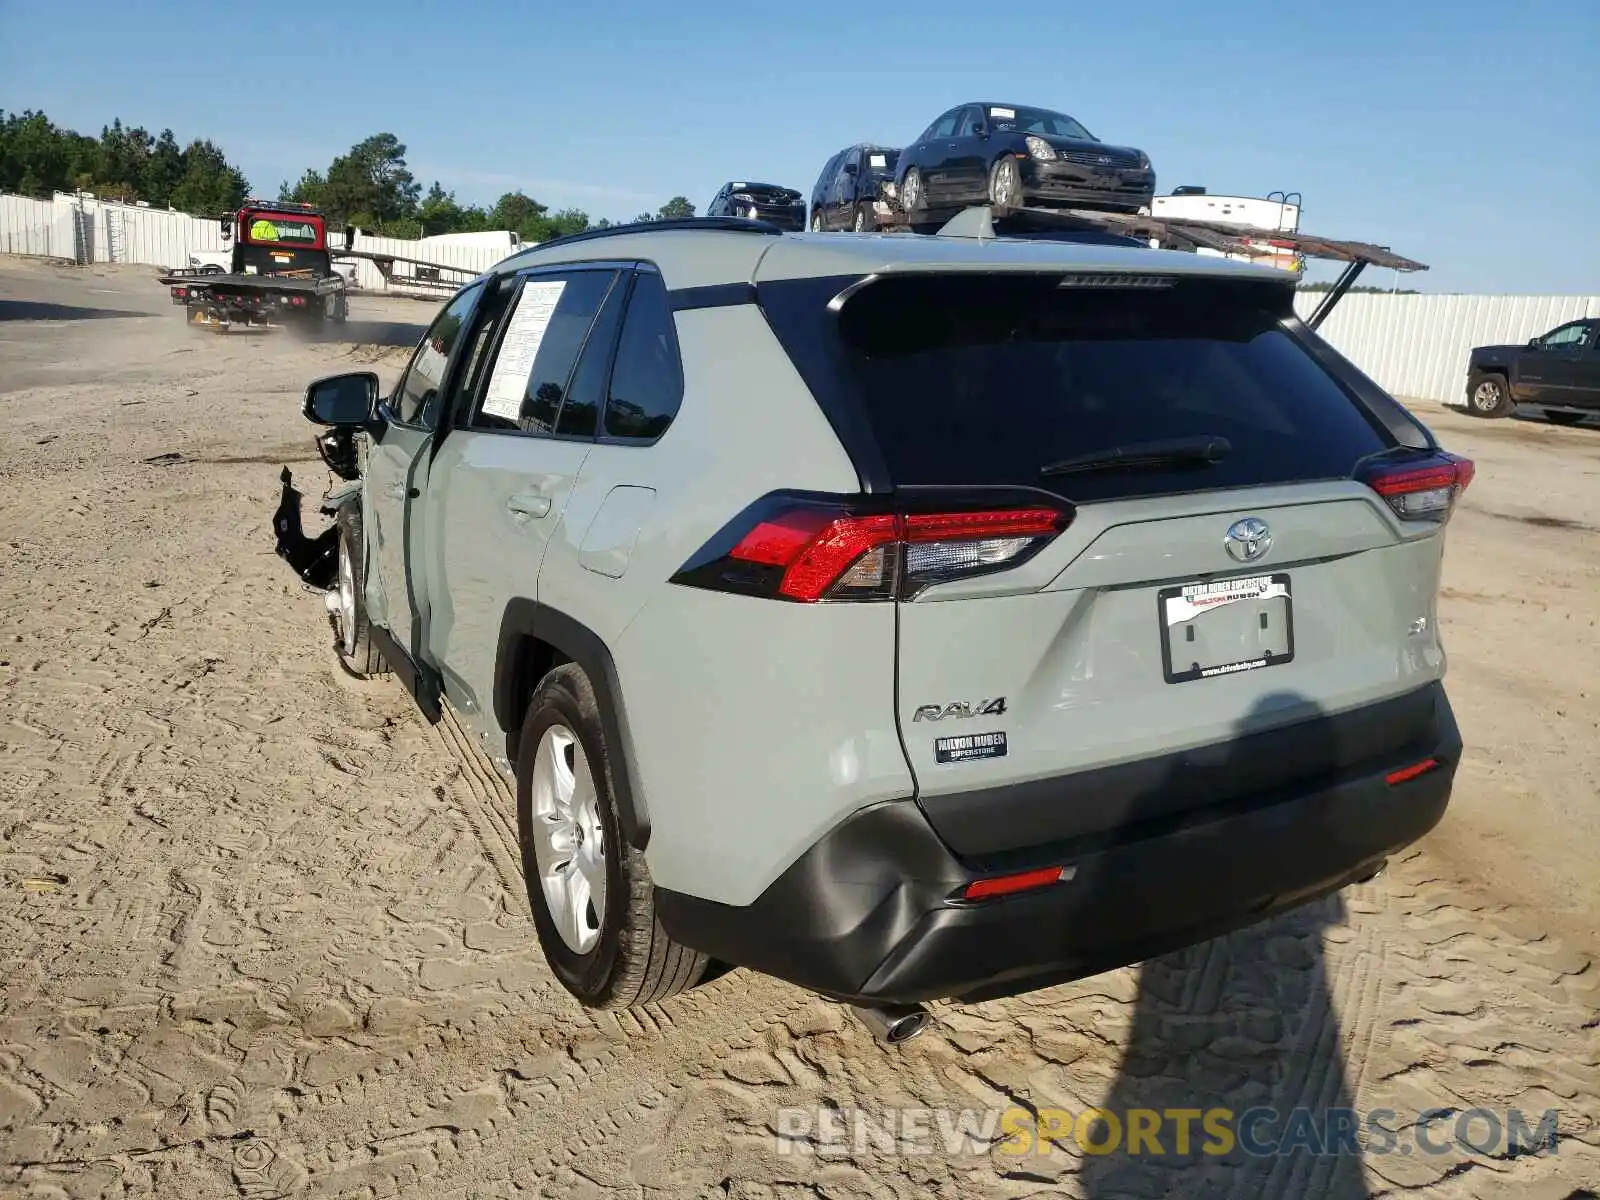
[288, 211, 1470, 1046]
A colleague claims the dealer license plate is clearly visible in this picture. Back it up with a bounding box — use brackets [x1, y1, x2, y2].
[1158, 573, 1294, 684]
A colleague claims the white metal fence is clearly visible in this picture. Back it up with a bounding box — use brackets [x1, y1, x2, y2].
[0, 191, 515, 292]
[3, 190, 1596, 407]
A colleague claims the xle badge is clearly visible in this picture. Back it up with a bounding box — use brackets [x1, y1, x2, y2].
[935, 731, 1008, 764]
[913, 698, 1006, 721]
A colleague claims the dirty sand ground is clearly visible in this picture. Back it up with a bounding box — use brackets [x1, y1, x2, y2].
[1, 259, 1596, 1199]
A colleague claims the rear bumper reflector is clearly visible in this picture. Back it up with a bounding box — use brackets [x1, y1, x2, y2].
[1385, 757, 1440, 786]
[960, 865, 1070, 902]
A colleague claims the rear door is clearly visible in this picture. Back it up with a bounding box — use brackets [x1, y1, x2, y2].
[1540, 320, 1600, 409]
[1578, 323, 1600, 409]
[827, 271, 1450, 858]
[946, 106, 989, 200]
[364, 279, 486, 661]
[920, 109, 963, 200]
[422, 263, 626, 733]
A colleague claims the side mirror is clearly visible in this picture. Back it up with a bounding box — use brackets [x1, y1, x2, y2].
[973, 124, 988, 137]
[1528, 337, 1542, 348]
[303, 371, 379, 426]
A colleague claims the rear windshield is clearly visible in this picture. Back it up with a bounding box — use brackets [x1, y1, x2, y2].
[865, 150, 899, 175]
[816, 273, 1391, 503]
[244, 214, 322, 245]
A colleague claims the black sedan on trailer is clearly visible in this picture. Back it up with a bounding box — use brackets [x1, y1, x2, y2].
[894, 102, 1156, 221]
[706, 181, 807, 230]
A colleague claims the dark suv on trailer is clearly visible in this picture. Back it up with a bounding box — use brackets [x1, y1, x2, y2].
[895, 102, 1156, 222]
[706, 181, 806, 230]
[810, 144, 902, 232]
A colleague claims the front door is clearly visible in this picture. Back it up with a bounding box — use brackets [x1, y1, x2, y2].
[423, 264, 627, 732]
[1517, 320, 1591, 405]
[833, 149, 859, 228]
[364, 280, 487, 665]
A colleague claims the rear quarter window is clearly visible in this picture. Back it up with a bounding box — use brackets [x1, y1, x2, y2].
[829, 273, 1392, 503]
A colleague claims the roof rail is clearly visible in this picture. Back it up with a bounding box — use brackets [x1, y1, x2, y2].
[514, 215, 785, 258]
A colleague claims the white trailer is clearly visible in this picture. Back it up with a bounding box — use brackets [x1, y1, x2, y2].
[1146, 190, 1304, 273]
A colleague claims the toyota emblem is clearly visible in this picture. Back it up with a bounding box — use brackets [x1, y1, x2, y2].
[1224, 517, 1272, 563]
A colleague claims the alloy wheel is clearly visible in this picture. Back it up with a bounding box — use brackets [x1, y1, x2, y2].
[336, 539, 357, 656]
[529, 725, 607, 954]
[992, 158, 1021, 208]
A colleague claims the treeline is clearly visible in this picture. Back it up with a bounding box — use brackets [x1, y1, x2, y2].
[0, 110, 248, 215]
[1, 111, 694, 243]
[277, 132, 695, 241]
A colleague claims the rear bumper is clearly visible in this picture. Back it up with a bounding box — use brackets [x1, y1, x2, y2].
[655, 683, 1460, 1005]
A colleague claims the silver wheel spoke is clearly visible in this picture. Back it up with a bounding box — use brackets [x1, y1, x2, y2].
[562, 862, 591, 948]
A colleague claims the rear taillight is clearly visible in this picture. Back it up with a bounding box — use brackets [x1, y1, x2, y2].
[672, 495, 1071, 602]
[1359, 451, 1475, 522]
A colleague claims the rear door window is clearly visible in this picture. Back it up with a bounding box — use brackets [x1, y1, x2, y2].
[467, 268, 619, 436]
[828, 273, 1392, 503]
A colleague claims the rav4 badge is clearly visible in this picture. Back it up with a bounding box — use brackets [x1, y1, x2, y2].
[913, 698, 1007, 721]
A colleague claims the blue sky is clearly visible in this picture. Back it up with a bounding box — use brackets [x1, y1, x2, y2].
[3, 0, 1595, 293]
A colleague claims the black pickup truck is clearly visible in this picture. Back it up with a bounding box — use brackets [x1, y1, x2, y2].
[1465, 317, 1599, 424]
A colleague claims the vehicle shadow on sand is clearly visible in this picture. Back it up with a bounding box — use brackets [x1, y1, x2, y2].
[287, 319, 431, 349]
[1065, 693, 1377, 1198]
[0, 299, 151, 321]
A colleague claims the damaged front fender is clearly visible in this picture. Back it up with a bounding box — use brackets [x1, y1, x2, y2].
[320, 477, 362, 517]
[273, 466, 343, 591]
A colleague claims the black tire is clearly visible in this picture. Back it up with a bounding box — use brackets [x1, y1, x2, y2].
[333, 505, 388, 677]
[810, 208, 825, 232]
[1465, 371, 1513, 418]
[516, 663, 709, 1009]
[852, 203, 871, 233]
[1544, 410, 1587, 427]
[989, 156, 1023, 211]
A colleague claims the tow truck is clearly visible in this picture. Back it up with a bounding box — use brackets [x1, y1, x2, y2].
[159, 199, 350, 329]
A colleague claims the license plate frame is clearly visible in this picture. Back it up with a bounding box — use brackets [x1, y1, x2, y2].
[1158, 572, 1295, 685]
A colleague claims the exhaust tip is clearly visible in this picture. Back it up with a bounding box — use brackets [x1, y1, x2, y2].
[1355, 858, 1388, 885]
[851, 1004, 931, 1047]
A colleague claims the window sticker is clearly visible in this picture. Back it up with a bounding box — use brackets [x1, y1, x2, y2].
[481, 280, 568, 421]
[989, 107, 1016, 119]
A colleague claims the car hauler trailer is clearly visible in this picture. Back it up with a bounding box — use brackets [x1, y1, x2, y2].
[880, 199, 1425, 328]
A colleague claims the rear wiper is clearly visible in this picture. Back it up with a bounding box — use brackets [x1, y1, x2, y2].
[1040, 435, 1232, 479]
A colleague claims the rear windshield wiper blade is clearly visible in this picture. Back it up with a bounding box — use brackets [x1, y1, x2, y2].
[1040, 436, 1232, 479]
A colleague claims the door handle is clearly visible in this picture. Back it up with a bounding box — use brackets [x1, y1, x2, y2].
[506, 492, 551, 521]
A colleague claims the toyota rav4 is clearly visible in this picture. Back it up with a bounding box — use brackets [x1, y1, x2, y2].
[284, 212, 1469, 1044]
